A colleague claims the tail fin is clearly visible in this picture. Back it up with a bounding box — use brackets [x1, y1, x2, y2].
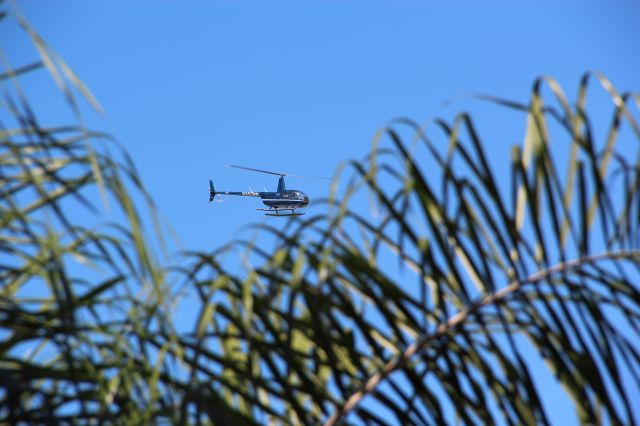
[209, 180, 216, 202]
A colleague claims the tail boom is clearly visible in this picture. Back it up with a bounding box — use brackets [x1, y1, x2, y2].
[209, 180, 260, 202]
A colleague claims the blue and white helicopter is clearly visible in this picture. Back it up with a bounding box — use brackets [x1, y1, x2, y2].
[209, 165, 322, 216]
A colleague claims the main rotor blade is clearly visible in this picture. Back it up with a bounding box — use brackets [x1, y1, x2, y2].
[228, 164, 284, 176]
[286, 174, 332, 180]
[228, 165, 332, 180]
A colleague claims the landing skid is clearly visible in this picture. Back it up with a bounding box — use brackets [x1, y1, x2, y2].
[257, 208, 304, 217]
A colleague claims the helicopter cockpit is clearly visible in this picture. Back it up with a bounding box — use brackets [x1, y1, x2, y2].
[289, 190, 309, 205]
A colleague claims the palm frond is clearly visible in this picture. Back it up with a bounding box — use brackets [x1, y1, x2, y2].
[177, 75, 640, 425]
[3, 6, 640, 424]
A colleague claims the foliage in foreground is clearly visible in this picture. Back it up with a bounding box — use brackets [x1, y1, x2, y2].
[2, 9, 640, 425]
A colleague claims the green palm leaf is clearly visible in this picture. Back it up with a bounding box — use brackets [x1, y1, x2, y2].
[2, 6, 640, 424]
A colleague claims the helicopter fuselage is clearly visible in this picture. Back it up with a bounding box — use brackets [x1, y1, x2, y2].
[216, 190, 309, 209]
[209, 168, 315, 216]
[259, 190, 310, 209]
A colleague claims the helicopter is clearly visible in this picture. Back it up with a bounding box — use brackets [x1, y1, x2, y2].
[209, 165, 323, 216]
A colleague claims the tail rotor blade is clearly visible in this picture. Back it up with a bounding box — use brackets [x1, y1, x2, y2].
[209, 180, 216, 202]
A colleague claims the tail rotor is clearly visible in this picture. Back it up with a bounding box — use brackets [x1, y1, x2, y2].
[209, 180, 216, 202]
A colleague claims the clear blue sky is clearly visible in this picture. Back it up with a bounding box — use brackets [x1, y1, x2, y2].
[4, 1, 640, 423]
[5, 0, 639, 254]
